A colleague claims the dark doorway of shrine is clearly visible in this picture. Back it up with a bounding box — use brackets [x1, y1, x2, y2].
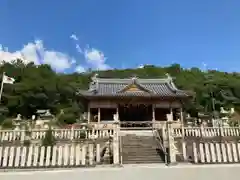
[119, 104, 152, 122]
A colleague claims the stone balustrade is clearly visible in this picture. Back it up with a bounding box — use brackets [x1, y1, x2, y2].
[0, 126, 120, 169]
[189, 141, 240, 164]
[0, 128, 114, 142]
[1, 126, 240, 142]
[173, 127, 240, 137]
[0, 143, 111, 168]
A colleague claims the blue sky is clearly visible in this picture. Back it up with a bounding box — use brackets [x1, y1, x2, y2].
[0, 0, 240, 72]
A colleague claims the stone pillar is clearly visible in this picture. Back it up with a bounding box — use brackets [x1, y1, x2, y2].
[113, 124, 120, 165]
[180, 108, 186, 161]
[167, 121, 177, 165]
[98, 108, 100, 123]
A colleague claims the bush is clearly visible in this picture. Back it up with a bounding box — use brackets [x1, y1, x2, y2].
[79, 130, 86, 139]
[1, 119, 13, 129]
[42, 128, 56, 147]
[58, 113, 76, 125]
[0, 114, 6, 124]
[23, 140, 31, 146]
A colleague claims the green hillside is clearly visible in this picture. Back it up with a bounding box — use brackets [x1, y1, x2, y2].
[0, 60, 239, 125]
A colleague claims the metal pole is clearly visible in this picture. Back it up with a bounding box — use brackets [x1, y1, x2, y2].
[0, 72, 5, 103]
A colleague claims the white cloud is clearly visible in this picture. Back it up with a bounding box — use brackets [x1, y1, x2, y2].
[0, 40, 82, 72]
[75, 65, 85, 73]
[70, 34, 110, 71]
[84, 48, 110, 70]
[70, 34, 79, 41]
[0, 33, 111, 73]
[75, 44, 83, 54]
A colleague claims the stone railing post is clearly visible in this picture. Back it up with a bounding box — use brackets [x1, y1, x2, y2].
[162, 124, 168, 147]
[113, 122, 120, 165]
[200, 125, 204, 137]
[220, 126, 224, 138]
[167, 121, 177, 165]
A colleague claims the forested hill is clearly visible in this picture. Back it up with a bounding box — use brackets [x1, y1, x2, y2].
[1, 60, 240, 123]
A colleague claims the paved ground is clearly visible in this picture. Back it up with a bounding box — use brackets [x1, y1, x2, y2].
[0, 164, 239, 180]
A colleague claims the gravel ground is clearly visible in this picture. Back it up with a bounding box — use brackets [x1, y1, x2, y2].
[0, 164, 239, 180]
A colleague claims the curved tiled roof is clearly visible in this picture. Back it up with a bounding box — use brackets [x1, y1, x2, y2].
[78, 76, 191, 98]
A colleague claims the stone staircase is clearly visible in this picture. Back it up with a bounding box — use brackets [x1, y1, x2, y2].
[121, 134, 165, 164]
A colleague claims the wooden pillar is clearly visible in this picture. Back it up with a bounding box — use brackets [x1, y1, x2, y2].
[180, 108, 184, 125]
[180, 107, 184, 137]
[170, 107, 173, 121]
[98, 108, 100, 123]
[87, 105, 90, 123]
[116, 106, 119, 121]
[152, 104, 155, 122]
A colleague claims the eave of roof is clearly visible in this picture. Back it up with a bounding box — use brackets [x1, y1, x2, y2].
[77, 90, 191, 99]
[78, 75, 193, 99]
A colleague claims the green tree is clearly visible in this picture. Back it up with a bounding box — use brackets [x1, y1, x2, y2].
[1, 60, 240, 122]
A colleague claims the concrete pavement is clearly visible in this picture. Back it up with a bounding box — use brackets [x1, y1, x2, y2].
[0, 164, 239, 180]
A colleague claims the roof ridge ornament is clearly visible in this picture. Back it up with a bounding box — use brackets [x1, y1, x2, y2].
[91, 73, 99, 81]
[131, 75, 138, 82]
[165, 73, 173, 82]
[165, 73, 178, 92]
[89, 73, 99, 92]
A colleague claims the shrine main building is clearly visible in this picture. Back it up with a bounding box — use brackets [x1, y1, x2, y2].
[78, 74, 191, 129]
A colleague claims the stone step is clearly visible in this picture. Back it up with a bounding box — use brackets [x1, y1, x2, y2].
[122, 149, 159, 153]
[124, 139, 156, 141]
[123, 160, 164, 164]
[123, 148, 159, 151]
[122, 157, 164, 160]
[123, 140, 156, 143]
[123, 159, 163, 163]
[123, 162, 163, 164]
[122, 148, 158, 150]
[122, 141, 157, 144]
[123, 155, 161, 159]
[123, 138, 155, 141]
[123, 157, 163, 160]
[121, 134, 166, 164]
[123, 145, 158, 147]
[123, 151, 159, 156]
[122, 146, 158, 149]
[122, 141, 161, 145]
[122, 150, 160, 153]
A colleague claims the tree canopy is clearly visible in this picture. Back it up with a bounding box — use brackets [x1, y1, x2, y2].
[0, 60, 240, 124]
